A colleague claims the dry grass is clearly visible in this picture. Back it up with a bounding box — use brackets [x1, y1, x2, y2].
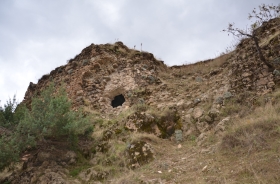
[156, 53, 232, 103]
[108, 107, 135, 123]
[75, 49, 280, 183]
[170, 53, 231, 77]
[103, 90, 280, 183]
[221, 101, 280, 153]
[128, 132, 160, 144]
[109, 170, 137, 184]
[216, 101, 280, 183]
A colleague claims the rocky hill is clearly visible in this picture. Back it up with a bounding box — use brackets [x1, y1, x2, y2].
[1, 17, 280, 184]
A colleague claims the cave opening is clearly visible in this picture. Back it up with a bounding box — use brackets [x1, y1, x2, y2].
[111, 94, 125, 108]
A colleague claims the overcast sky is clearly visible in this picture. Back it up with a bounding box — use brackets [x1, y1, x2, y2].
[0, 0, 279, 104]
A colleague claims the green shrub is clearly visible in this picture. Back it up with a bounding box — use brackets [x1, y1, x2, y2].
[0, 96, 25, 171]
[0, 83, 92, 170]
[0, 136, 19, 171]
[16, 83, 92, 148]
[0, 95, 18, 128]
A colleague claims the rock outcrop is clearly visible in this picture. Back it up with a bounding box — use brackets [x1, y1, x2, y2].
[4, 17, 280, 184]
[23, 41, 165, 115]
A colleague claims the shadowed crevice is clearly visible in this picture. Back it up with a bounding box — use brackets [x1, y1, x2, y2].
[111, 94, 125, 108]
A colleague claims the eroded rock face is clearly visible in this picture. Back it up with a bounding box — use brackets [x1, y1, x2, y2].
[125, 110, 182, 138]
[1, 147, 81, 184]
[37, 172, 68, 184]
[6, 161, 75, 184]
[22, 41, 166, 115]
[228, 19, 280, 95]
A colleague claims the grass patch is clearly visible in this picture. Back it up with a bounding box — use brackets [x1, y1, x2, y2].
[221, 102, 280, 153]
[170, 53, 231, 77]
[128, 132, 160, 144]
[69, 152, 91, 177]
[69, 165, 90, 177]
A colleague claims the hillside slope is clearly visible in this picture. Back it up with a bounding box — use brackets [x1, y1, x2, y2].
[1, 17, 280, 184]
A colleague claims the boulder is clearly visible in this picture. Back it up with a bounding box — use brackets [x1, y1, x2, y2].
[126, 141, 154, 169]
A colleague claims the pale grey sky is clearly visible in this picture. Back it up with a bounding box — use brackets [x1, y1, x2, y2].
[0, 0, 279, 103]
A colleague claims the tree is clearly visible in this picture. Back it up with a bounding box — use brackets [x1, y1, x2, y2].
[16, 83, 92, 148]
[0, 83, 93, 171]
[223, 4, 280, 69]
[0, 95, 18, 128]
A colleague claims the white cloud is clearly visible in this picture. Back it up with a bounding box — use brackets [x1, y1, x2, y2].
[0, 0, 279, 102]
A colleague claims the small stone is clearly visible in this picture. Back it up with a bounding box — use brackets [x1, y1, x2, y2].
[93, 63, 101, 70]
[272, 57, 280, 65]
[158, 171, 162, 174]
[76, 90, 83, 96]
[202, 165, 208, 172]
[196, 133, 207, 144]
[193, 107, 204, 119]
[223, 91, 233, 99]
[65, 65, 72, 71]
[208, 108, 219, 118]
[273, 69, 280, 76]
[195, 77, 203, 82]
[76, 96, 83, 102]
[215, 97, 224, 104]
[187, 108, 194, 114]
[176, 99, 185, 107]
[193, 98, 201, 105]
[84, 59, 90, 65]
[177, 144, 182, 149]
[67, 69, 73, 75]
[257, 77, 269, 86]
[204, 115, 212, 123]
[147, 75, 156, 83]
[103, 76, 111, 81]
[214, 117, 230, 134]
[242, 72, 251, 77]
[175, 129, 183, 142]
[267, 81, 275, 88]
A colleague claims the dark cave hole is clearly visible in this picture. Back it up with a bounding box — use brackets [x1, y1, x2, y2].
[111, 94, 125, 108]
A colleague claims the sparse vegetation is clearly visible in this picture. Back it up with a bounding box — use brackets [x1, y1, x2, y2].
[2, 4, 280, 183]
[224, 3, 280, 69]
[0, 83, 92, 171]
[15, 83, 92, 148]
[221, 101, 280, 153]
[0, 95, 20, 129]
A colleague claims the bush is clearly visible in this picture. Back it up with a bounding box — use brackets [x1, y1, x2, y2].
[0, 95, 18, 128]
[0, 136, 19, 171]
[0, 96, 25, 171]
[0, 83, 92, 170]
[16, 83, 92, 148]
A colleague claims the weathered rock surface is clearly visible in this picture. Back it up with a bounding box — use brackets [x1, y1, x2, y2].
[126, 141, 155, 169]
